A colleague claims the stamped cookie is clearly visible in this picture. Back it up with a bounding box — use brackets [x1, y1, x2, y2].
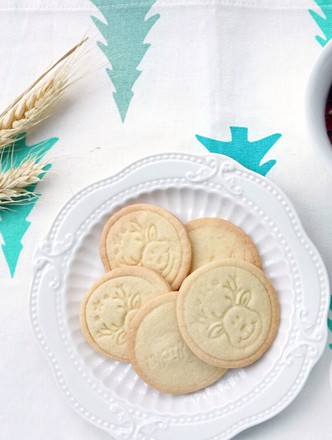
[100, 204, 192, 289]
[80, 267, 171, 362]
[177, 260, 279, 369]
[127, 292, 226, 394]
[186, 218, 262, 272]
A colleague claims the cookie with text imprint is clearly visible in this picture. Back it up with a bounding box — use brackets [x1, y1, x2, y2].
[127, 292, 227, 394]
[80, 267, 171, 362]
[186, 218, 262, 272]
[100, 204, 192, 290]
[176, 260, 279, 369]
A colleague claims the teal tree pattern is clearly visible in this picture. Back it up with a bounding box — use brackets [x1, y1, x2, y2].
[309, 0, 332, 46]
[0, 135, 58, 276]
[196, 126, 281, 176]
[91, 0, 160, 122]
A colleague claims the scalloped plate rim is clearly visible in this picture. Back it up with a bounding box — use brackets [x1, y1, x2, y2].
[29, 152, 330, 440]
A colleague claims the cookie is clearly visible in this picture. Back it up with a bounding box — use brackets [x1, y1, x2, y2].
[186, 218, 262, 272]
[176, 259, 279, 369]
[100, 203, 192, 290]
[80, 267, 171, 362]
[127, 292, 226, 394]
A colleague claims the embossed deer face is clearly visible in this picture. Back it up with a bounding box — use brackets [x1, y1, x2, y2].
[200, 275, 262, 349]
[142, 241, 170, 273]
[223, 307, 260, 348]
[115, 222, 171, 274]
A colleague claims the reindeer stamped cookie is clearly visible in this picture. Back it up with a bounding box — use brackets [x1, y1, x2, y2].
[100, 204, 192, 289]
[127, 292, 226, 394]
[177, 259, 279, 369]
[186, 218, 262, 272]
[80, 267, 171, 362]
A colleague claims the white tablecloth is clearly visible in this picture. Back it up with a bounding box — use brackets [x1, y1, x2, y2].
[1, 0, 332, 438]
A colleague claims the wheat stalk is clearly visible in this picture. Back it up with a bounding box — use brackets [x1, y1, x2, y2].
[0, 37, 92, 207]
[0, 37, 89, 149]
[0, 158, 47, 207]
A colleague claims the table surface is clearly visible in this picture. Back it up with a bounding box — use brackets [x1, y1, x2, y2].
[1, 1, 332, 439]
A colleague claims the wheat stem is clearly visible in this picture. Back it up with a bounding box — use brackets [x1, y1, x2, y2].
[0, 159, 47, 207]
[0, 36, 90, 149]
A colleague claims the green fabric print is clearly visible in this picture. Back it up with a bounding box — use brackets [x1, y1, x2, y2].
[0, 135, 58, 277]
[91, 0, 160, 122]
[309, 0, 332, 46]
[328, 297, 332, 331]
[196, 127, 281, 176]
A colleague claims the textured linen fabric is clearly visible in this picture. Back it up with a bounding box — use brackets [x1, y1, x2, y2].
[0, 0, 332, 439]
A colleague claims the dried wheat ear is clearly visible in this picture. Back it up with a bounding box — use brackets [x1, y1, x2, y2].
[0, 159, 48, 206]
[0, 37, 89, 149]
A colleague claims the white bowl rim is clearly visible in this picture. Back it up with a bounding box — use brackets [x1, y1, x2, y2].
[305, 38, 332, 175]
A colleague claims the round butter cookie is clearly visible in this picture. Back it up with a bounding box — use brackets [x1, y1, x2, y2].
[177, 260, 279, 369]
[80, 267, 171, 362]
[127, 292, 226, 394]
[186, 218, 262, 272]
[100, 204, 192, 289]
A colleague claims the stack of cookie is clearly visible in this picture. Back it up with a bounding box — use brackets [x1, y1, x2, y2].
[80, 204, 280, 394]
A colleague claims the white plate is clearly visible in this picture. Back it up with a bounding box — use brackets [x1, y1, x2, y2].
[30, 153, 329, 440]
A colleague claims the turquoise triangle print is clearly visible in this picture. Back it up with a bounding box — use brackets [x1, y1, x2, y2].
[196, 126, 281, 176]
[309, 0, 332, 46]
[0, 135, 58, 277]
[329, 291, 332, 349]
[91, 0, 160, 122]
